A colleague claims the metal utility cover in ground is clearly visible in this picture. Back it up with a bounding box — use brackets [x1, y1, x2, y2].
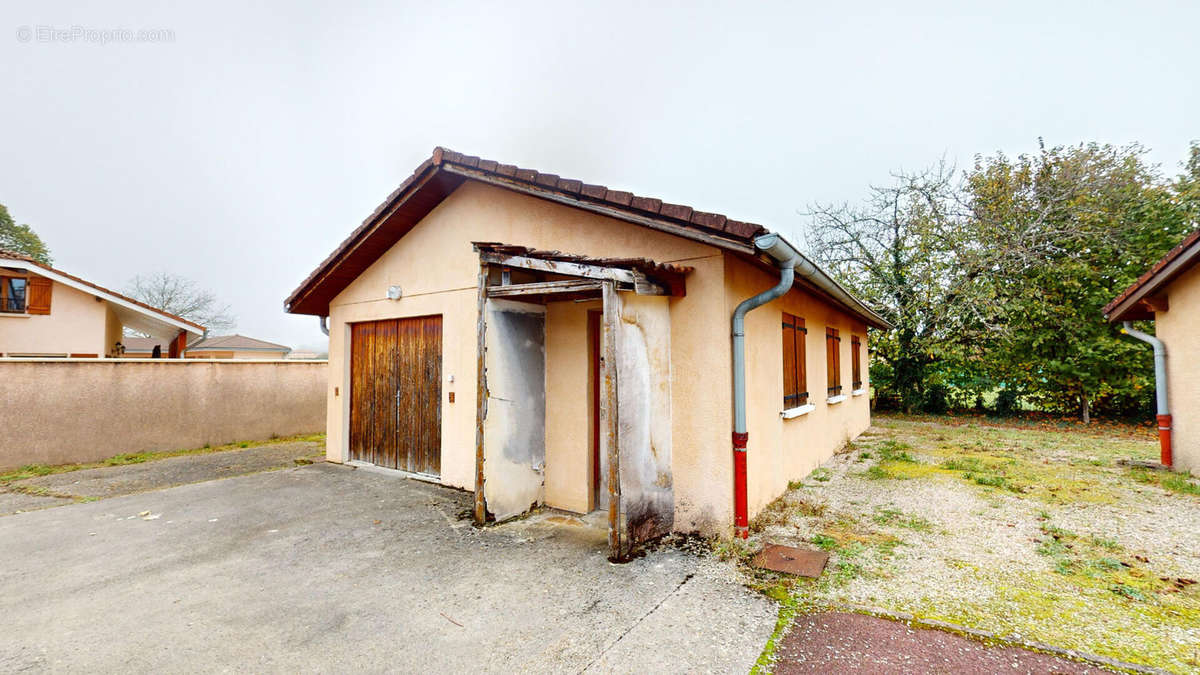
[753, 544, 830, 577]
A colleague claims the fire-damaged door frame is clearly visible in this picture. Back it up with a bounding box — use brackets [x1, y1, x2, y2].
[470, 243, 688, 560]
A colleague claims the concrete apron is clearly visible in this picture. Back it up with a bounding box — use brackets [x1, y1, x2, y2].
[0, 462, 775, 673]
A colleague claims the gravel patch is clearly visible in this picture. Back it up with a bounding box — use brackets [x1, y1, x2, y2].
[747, 416, 1200, 673]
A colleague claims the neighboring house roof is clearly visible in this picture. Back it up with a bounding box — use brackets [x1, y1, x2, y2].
[121, 336, 167, 353]
[284, 148, 890, 330]
[1104, 228, 1200, 323]
[0, 247, 205, 339]
[186, 334, 291, 353]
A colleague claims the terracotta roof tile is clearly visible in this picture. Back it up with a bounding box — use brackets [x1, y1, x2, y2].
[580, 183, 607, 199]
[556, 178, 583, 194]
[604, 189, 633, 206]
[0, 247, 35, 262]
[630, 196, 663, 213]
[659, 203, 693, 221]
[690, 211, 727, 230]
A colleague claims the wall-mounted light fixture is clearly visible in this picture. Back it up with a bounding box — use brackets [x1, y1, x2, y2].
[386, 285, 403, 301]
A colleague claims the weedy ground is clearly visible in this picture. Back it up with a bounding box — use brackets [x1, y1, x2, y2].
[738, 414, 1200, 674]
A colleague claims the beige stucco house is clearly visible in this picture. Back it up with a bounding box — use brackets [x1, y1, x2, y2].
[122, 334, 293, 359]
[1104, 228, 1200, 476]
[0, 249, 203, 358]
[286, 148, 889, 558]
[185, 334, 292, 359]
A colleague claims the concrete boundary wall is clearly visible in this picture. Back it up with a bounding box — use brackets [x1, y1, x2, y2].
[0, 359, 327, 469]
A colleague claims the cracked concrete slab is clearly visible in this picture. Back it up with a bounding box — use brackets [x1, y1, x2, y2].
[0, 462, 775, 673]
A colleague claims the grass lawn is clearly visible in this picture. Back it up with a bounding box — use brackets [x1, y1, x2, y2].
[739, 414, 1200, 673]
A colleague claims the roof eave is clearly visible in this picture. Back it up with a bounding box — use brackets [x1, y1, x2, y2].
[5, 259, 204, 337]
[1103, 234, 1200, 323]
[284, 147, 892, 331]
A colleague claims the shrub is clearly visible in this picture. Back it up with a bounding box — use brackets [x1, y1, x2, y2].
[994, 388, 1021, 416]
[922, 385, 949, 414]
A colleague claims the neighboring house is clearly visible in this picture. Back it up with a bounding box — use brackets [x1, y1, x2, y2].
[285, 148, 889, 557]
[184, 334, 292, 359]
[119, 336, 171, 358]
[1104, 228, 1200, 476]
[0, 248, 203, 358]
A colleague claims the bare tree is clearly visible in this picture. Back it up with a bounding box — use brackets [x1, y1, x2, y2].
[125, 272, 236, 332]
[805, 161, 988, 412]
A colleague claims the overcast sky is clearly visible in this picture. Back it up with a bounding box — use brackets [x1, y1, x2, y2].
[2, 1, 1197, 351]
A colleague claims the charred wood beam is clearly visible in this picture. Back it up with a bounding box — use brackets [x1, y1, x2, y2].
[473, 262, 489, 524]
[477, 251, 669, 296]
[601, 280, 622, 560]
[486, 279, 603, 297]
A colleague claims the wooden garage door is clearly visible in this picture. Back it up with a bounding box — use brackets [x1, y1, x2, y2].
[349, 315, 442, 476]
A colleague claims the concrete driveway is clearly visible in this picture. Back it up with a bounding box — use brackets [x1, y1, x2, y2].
[0, 462, 774, 673]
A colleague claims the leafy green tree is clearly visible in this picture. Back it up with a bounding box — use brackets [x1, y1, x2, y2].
[0, 203, 52, 264]
[808, 140, 1198, 422]
[965, 142, 1193, 421]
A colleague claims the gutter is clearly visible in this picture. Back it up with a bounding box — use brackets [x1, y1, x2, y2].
[731, 233, 801, 538]
[1121, 322, 1171, 466]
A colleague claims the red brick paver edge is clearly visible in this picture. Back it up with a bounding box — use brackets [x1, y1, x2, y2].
[774, 612, 1134, 675]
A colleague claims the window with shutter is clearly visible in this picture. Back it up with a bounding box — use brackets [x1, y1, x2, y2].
[852, 335, 862, 390]
[1, 276, 28, 313]
[826, 327, 842, 396]
[25, 276, 52, 315]
[781, 313, 808, 409]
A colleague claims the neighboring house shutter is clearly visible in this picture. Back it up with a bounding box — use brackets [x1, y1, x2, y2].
[25, 277, 52, 315]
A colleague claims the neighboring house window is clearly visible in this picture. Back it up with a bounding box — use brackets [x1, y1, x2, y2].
[852, 335, 862, 390]
[826, 327, 842, 396]
[1, 276, 27, 313]
[782, 313, 808, 408]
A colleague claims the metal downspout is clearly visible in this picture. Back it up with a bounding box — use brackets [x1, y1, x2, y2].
[732, 233, 800, 538]
[319, 316, 330, 337]
[1122, 322, 1171, 466]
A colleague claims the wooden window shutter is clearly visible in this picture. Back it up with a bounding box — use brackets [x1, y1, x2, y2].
[26, 277, 52, 315]
[782, 314, 797, 407]
[851, 335, 862, 389]
[826, 327, 841, 395]
[782, 314, 809, 409]
[796, 317, 807, 405]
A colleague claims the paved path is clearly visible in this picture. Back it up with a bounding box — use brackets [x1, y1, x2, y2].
[0, 462, 775, 673]
[0, 442, 323, 515]
[775, 612, 1111, 674]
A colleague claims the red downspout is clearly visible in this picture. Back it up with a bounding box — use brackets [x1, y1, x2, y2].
[1122, 322, 1171, 468]
[733, 432, 749, 538]
[1158, 414, 1173, 467]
